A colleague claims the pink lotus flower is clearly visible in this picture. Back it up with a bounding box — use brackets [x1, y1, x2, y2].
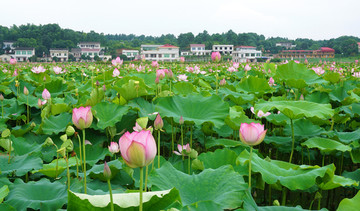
[239, 122, 267, 146]
[9, 58, 16, 65]
[304, 59, 308, 64]
[177, 74, 188, 81]
[23, 86, 29, 95]
[13, 69, 18, 77]
[352, 72, 360, 78]
[185, 67, 194, 73]
[233, 62, 239, 69]
[31, 66, 46, 74]
[151, 61, 159, 68]
[154, 114, 163, 130]
[112, 57, 123, 66]
[42, 89, 51, 100]
[103, 161, 111, 179]
[53, 66, 63, 74]
[108, 142, 120, 154]
[173, 143, 191, 156]
[211, 52, 221, 62]
[312, 67, 325, 75]
[219, 78, 226, 86]
[180, 57, 185, 62]
[156, 69, 167, 80]
[38, 98, 47, 108]
[268, 77, 275, 86]
[227, 66, 236, 73]
[112, 68, 120, 77]
[72, 106, 93, 130]
[294, 60, 300, 64]
[250, 107, 271, 118]
[119, 130, 157, 168]
[244, 64, 251, 72]
[355, 60, 358, 64]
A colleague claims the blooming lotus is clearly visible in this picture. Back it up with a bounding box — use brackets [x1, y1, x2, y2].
[180, 57, 185, 62]
[72, 106, 93, 130]
[53, 66, 63, 74]
[312, 67, 325, 75]
[108, 142, 120, 154]
[219, 78, 226, 86]
[268, 77, 275, 86]
[239, 122, 267, 146]
[112, 57, 123, 66]
[156, 69, 168, 80]
[151, 61, 159, 68]
[173, 143, 191, 156]
[177, 74, 188, 81]
[250, 107, 271, 118]
[233, 62, 239, 69]
[9, 58, 16, 65]
[211, 52, 221, 62]
[227, 66, 236, 73]
[112, 68, 120, 77]
[31, 66, 46, 74]
[244, 64, 251, 72]
[119, 130, 157, 168]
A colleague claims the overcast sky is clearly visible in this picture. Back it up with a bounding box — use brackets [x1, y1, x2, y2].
[1, 0, 359, 40]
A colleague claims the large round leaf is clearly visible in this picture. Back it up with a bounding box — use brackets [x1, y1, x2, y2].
[275, 61, 324, 85]
[301, 137, 352, 154]
[6, 178, 67, 211]
[337, 190, 360, 211]
[155, 94, 229, 128]
[92, 102, 129, 129]
[254, 100, 334, 119]
[0, 153, 42, 177]
[40, 112, 72, 135]
[149, 162, 247, 209]
[236, 76, 273, 95]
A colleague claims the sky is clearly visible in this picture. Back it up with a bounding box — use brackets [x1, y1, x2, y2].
[1, 0, 359, 40]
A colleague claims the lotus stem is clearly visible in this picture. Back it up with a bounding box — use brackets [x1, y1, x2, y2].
[75, 155, 79, 179]
[139, 167, 143, 211]
[1, 100, 4, 118]
[107, 179, 114, 211]
[26, 95, 29, 124]
[8, 139, 11, 164]
[339, 152, 344, 175]
[171, 120, 174, 153]
[282, 187, 287, 206]
[181, 125, 184, 161]
[157, 130, 160, 168]
[66, 153, 70, 191]
[144, 165, 148, 192]
[76, 133, 83, 172]
[249, 146, 253, 189]
[82, 129, 87, 194]
[190, 126, 193, 148]
[188, 156, 191, 175]
[289, 119, 295, 163]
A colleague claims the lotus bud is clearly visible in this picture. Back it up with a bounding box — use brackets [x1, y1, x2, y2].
[0, 94, 4, 101]
[273, 200, 280, 206]
[103, 161, 112, 180]
[60, 134, 68, 142]
[23, 86, 29, 96]
[179, 116, 184, 125]
[154, 114, 163, 130]
[42, 88, 51, 100]
[239, 123, 267, 146]
[44, 137, 54, 147]
[102, 85, 106, 91]
[108, 142, 120, 154]
[96, 80, 100, 87]
[219, 78, 226, 86]
[66, 126, 75, 136]
[30, 122, 36, 128]
[72, 106, 93, 130]
[189, 149, 198, 159]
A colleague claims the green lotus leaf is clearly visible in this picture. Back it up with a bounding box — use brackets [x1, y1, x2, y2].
[92, 102, 129, 129]
[236, 76, 274, 95]
[255, 100, 334, 119]
[302, 137, 352, 154]
[197, 148, 238, 169]
[275, 61, 324, 85]
[319, 175, 358, 190]
[181, 200, 223, 211]
[32, 157, 77, 178]
[0, 153, 43, 176]
[265, 113, 290, 126]
[0, 185, 9, 203]
[225, 106, 259, 130]
[323, 72, 341, 83]
[44, 78, 68, 98]
[173, 81, 197, 95]
[337, 190, 360, 211]
[284, 119, 327, 138]
[40, 112, 72, 135]
[17, 94, 39, 108]
[149, 162, 247, 209]
[87, 159, 123, 181]
[219, 88, 256, 105]
[85, 88, 105, 107]
[236, 149, 335, 190]
[67, 188, 181, 211]
[264, 136, 292, 152]
[6, 178, 67, 211]
[128, 98, 156, 120]
[155, 94, 229, 128]
[50, 103, 70, 116]
[113, 76, 151, 101]
[3, 101, 25, 119]
[205, 138, 245, 149]
[305, 92, 330, 104]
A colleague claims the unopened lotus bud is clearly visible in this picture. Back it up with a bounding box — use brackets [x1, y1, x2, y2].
[102, 85, 106, 91]
[0, 94, 4, 101]
[15, 80, 19, 87]
[103, 161, 112, 180]
[30, 122, 36, 128]
[60, 134, 68, 142]
[154, 114, 163, 130]
[66, 126, 75, 136]
[273, 200, 280, 206]
[23, 86, 29, 95]
[44, 137, 54, 146]
[179, 116, 184, 125]
[96, 80, 100, 87]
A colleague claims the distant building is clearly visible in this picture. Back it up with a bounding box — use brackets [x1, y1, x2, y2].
[275, 42, 296, 49]
[212, 45, 233, 55]
[232, 46, 262, 62]
[70, 48, 81, 61]
[190, 44, 211, 56]
[141, 44, 180, 61]
[49, 48, 68, 62]
[77, 42, 104, 60]
[117, 49, 139, 60]
[277, 47, 335, 58]
[0, 54, 12, 62]
[2, 41, 15, 54]
[14, 47, 35, 62]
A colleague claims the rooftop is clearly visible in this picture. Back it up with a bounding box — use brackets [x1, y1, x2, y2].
[14, 47, 34, 50]
[235, 46, 256, 49]
[190, 44, 205, 47]
[159, 44, 179, 48]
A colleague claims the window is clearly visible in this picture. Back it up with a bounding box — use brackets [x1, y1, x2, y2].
[145, 54, 149, 58]
[220, 47, 223, 50]
[246, 53, 249, 57]
[215, 47, 218, 50]
[158, 54, 162, 58]
[230, 47, 233, 50]
[22, 51, 26, 55]
[151, 54, 156, 58]
[224, 47, 227, 50]
[16, 51, 20, 55]
[251, 53, 255, 57]
[164, 54, 170, 58]
[172, 54, 175, 58]
[127, 53, 131, 56]
[64, 53, 67, 56]
[89, 53, 93, 56]
[198, 47, 201, 50]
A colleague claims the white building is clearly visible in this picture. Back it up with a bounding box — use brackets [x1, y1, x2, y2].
[190, 44, 211, 56]
[2, 41, 15, 54]
[77, 42, 104, 60]
[49, 48, 68, 62]
[120, 49, 139, 59]
[212, 45, 234, 55]
[0, 54, 12, 62]
[14, 47, 35, 62]
[232, 46, 262, 63]
[275, 42, 296, 49]
[141, 44, 179, 61]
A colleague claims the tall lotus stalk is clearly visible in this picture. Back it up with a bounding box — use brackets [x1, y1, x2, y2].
[23, 86, 30, 124]
[239, 123, 267, 189]
[179, 116, 184, 160]
[0, 94, 4, 118]
[288, 119, 295, 163]
[72, 106, 93, 194]
[154, 114, 163, 168]
[103, 162, 114, 211]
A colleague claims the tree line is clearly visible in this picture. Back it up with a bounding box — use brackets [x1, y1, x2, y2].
[0, 23, 359, 58]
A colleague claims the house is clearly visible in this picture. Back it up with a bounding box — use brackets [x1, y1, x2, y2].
[70, 48, 81, 61]
[141, 44, 180, 61]
[232, 46, 262, 62]
[212, 45, 233, 55]
[275, 42, 296, 49]
[0, 54, 12, 62]
[77, 42, 104, 60]
[117, 49, 139, 59]
[190, 44, 211, 56]
[277, 47, 335, 59]
[14, 47, 35, 62]
[2, 41, 15, 54]
[49, 48, 69, 62]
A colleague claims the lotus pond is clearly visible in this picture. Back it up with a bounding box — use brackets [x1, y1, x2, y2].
[0, 59, 360, 210]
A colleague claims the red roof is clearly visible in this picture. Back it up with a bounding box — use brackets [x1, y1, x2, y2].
[235, 46, 256, 49]
[320, 47, 335, 52]
[357, 42, 360, 46]
[159, 44, 179, 48]
[190, 44, 205, 47]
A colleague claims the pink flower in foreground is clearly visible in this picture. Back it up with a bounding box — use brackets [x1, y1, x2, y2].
[211, 52, 221, 62]
[112, 57, 123, 66]
[173, 143, 191, 156]
[233, 62, 239, 69]
[177, 74, 188, 81]
[268, 77, 275, 86]
[151, 61, 159, 68]
[154, 114, 163, 130]
[112, 68, 120, 77]
[239, 122, 267, 146]
[244, 64, 251, 72]
[9, 58, 16, 65]
[250, 107, 271, 118]
[108, 142, 120, 154]
[180, 57, 185, 62]
[72, 106, 93, 130]
[119, 130, 157, 168]
[156, 69, 167, 80]
[42, 89, 51, 100]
